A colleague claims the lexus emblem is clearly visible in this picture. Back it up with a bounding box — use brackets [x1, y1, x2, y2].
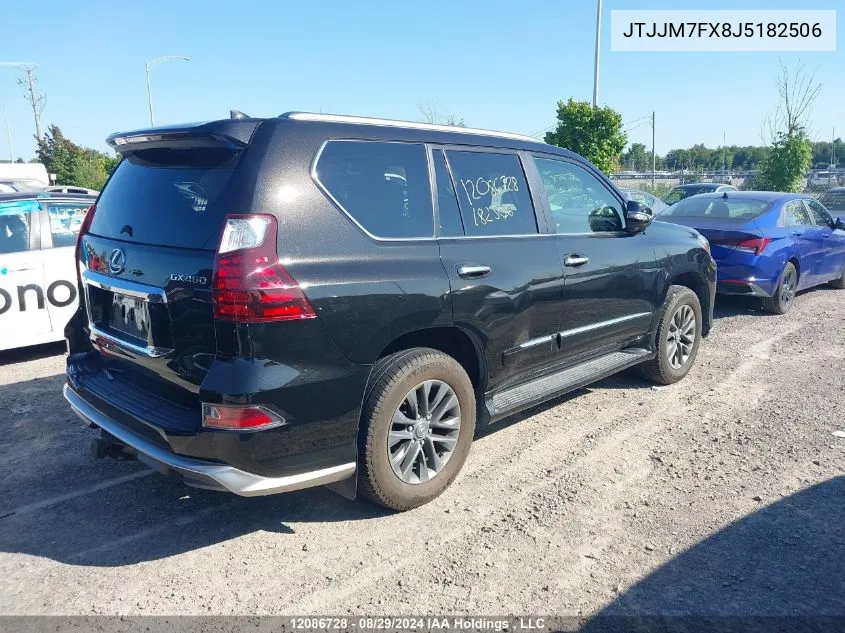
[108, 249, 126, 275]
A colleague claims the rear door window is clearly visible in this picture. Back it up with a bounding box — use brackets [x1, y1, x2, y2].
[315, 141, 433, 239]
[47, 201, 92, 249]
[432, 150, 464, 237]
[782, 200, 813, 227]
[445, 150, 536, 237]
[90, 148, 240, 249]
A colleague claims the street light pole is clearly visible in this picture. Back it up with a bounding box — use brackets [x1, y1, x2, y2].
[4, 104, 12, 161]
[144, 56, 191, 126]
[592, 0, 603, 107]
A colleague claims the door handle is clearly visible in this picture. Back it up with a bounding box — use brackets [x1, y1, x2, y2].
[457, 265, 491, 279]
[822, 233, 831, 238]
[791, 231, 804, 236]
[564, 255, 590, 267]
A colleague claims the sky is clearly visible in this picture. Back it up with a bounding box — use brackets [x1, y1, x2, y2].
[1, 0, 842, 159]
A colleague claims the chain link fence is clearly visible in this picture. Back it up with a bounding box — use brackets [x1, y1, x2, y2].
[609, 172, 845, 199]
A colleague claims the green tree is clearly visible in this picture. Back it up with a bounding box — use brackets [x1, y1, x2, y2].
[544, 98, 626, 174]
[757, 131, 813, 192]
[622, 142, 649, 171]
[35, 124, 119, 190]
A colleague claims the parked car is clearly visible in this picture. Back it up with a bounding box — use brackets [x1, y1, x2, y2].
[0, 178, 47, 193]
[63, 112, 715, 510]
[620, 188, 670, 216]
[661, 191, 845, 314]
[662, 183, 737, 206]
[0, 192, 97, 350]
[819, 187, 845, 212]
[44, 185, 100, 196]
[807, 171, 845, 189]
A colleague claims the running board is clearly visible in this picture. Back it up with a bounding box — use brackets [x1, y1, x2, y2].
[486, 349, 653, 419]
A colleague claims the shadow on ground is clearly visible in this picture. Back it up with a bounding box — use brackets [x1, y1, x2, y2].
[582, 476, 845, 631]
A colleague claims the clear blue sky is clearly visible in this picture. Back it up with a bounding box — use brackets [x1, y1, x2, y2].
[1, 0, 841, 159]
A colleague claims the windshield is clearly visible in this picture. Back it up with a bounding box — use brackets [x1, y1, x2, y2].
[819, 192, 845, 212]
[665, 197, 771, 221]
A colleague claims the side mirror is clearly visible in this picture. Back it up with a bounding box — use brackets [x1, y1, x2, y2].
[835, 217, 845, 231]
[626, 200, 654, 233]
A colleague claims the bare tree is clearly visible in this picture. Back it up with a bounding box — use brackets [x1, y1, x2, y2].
[418, 101, 465, 127]
[762, 59, 820, 143]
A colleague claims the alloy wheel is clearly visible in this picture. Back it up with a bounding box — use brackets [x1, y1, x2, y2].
[388, 380, 461, 484]
[780, 268, 796, 307]
[666, 304, 696, 370]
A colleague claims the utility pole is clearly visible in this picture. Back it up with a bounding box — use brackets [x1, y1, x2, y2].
[651, 111, 656, 190]
[19, 65, 44, 141]
[145, 56, 191, 126]
[4, 104, 12, 161]
[832, 127, 836, 169]
[722, 130, 727, 173]
[592, 0, 602, 107]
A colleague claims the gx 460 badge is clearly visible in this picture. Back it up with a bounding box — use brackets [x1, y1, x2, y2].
[170, 274, 208, 285]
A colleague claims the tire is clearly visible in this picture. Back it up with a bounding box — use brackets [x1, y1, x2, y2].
[639, 285, 703, 386]
[829, 263, 845, 289]
[762, 262, 798, 314]
[358, 347, 476, 511]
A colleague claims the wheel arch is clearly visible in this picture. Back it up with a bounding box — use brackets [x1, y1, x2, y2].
[665, 270, 712, 336]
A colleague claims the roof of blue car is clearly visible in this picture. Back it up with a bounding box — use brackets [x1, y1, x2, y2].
[685, 191, 798, 203]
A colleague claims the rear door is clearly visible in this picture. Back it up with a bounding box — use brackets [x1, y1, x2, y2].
[530, 154, 657, 361]
[804, 198, 845, 281]
[432, 147, 565, 391]
[0, 198, 51, 349]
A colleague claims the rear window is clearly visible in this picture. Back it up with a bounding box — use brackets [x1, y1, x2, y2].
[315, 140, 433, 239]
[665, 197, 770, 221]
[90, 148, 239, 249]
[819, 192, 845, 211]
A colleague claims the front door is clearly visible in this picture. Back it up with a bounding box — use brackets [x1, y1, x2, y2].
[432, 147, 565, 392]
[530, 155, 658, 361]
[804, 198, 845, 281]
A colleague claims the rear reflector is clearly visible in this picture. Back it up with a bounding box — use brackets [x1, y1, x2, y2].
[202, 403, 286, 431]
[716, 237, 771, 256]
[212, 214, 317, 322]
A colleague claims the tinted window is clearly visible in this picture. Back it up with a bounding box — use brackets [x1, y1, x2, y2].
[91, 148, 239, 249]
[534, 157, 623, 233]
[782, 200, 812, 227]
[819, 191, 845, 212]
[666, 197, 770, 222]
[48, 201, 92, 249]
[0, 199, 35, 254]
[446, 151, 536, 237]
[317, 141, 433, 239]
[432, 150, 463, 237]
[805, 199, 834, 227]
[662, 188, 685, 205]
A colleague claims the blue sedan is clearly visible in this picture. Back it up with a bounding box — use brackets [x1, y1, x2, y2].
[660, 191, 845, 314]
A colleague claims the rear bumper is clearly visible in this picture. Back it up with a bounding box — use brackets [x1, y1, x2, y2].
[716, 280, 773, 297]
[64, 384, 356, 496]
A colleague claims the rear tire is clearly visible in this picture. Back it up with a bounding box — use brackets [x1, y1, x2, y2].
[639, 285, 702, 386]
[829, 264, 845, 289]
[762, 262, 797, 314]
[358, 348, 476, 511]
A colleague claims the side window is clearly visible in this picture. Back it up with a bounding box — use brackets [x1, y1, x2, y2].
[805, 199, 834, 228]
[432, 150, 463, 237]
[315, 141, 433, 238]
[0, 199, 36, 254]
[533, 157, 624, 234]
[782, 200, 813, 227]
[445, 150, 537, 237]
[48, 202, 92, 249]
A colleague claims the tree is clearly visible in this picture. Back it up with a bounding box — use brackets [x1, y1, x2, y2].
[35, 124, 119, 190]
[545, 99, 626, 174]
[758, 61, 819, 192]
[622, 142, 649, 171]
[418, 102, 465, 127]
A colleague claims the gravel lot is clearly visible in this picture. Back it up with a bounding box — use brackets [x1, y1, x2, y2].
[0, 288, 843, 619]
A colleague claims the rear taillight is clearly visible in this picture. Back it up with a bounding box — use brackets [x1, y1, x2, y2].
[75, 204, 97, 275]
[202, 403, 285, 431]
[211, 214, 316, 322]
[716, 237, 771, 256]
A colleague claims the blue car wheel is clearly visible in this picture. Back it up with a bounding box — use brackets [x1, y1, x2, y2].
[762, 262, 797, 314]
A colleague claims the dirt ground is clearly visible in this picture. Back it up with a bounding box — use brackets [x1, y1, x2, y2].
[0, 289, 843, 619]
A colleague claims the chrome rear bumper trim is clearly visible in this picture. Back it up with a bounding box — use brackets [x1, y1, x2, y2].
[63, 385, 356, 497]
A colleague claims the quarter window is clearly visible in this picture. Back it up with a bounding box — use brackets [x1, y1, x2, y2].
[782, 200, 812, 227]
[316, 141, 433, 239]
[804, 199, 834, 228]
[48, 202, 92, 249]
[534, 157, 624, 233]
[445, 150, 537, 237]
[0, 199, 36, 254]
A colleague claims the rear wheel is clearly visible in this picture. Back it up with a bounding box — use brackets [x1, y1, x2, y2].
[639, 285, 702, 385]
[829, 263, 845, 289]
[762, 262, 797, 314]
[358, 348, 476, 511]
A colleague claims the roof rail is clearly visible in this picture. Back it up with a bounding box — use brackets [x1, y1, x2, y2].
[280, 112, 541, 144]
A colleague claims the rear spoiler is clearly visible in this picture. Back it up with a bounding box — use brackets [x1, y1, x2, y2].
[106, 119, 262, 154]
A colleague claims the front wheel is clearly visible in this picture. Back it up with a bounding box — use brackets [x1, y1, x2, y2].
[639, 285, 703, 385]
[829, 263, 845, 289]
[762, 262, 797, 314]
[358, 348, 476, 511]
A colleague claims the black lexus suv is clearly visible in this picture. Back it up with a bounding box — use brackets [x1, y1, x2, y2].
[64, 112, 715, 510]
